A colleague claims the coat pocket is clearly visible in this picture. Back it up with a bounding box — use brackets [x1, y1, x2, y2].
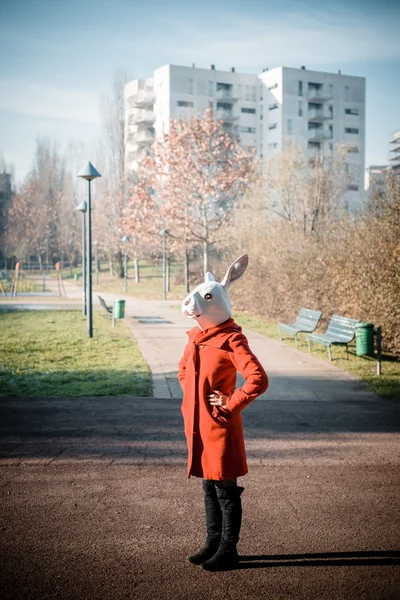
[211, 405, 233, 426]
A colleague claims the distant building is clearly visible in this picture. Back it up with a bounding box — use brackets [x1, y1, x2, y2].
[365, 165, 390, 194]
[0, 172, 12, 208]
[124, 63, 366, 211]
[389, 130, 400, 174]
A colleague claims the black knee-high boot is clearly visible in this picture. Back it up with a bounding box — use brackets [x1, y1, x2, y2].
[202, 486, 244, 571]
[188, 480, 222, 565]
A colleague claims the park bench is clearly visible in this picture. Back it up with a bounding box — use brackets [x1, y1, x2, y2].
[278, 308, 322, 346]
[98, 295, 113, 319]
[307, 314, 360, 361]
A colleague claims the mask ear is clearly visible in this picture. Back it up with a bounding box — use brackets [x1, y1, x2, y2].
[205, 272, 215, 282]
[221, 254, 248, 288]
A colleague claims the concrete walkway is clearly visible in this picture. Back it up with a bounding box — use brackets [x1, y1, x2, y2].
[30, 276, 380, 404]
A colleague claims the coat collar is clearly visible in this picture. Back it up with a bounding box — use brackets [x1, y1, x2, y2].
[186, 318, 242, 348]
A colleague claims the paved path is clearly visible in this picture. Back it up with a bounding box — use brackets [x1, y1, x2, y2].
[1, 279, 400, 599]
[29, 277, 383, 403]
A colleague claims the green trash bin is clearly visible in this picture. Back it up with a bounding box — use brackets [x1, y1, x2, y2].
[113, 299, 125, 319]
[74, 273, 79, 281]
[356, 323, 374, 356]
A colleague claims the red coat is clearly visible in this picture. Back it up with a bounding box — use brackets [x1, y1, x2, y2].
[178, 318, 268, 480]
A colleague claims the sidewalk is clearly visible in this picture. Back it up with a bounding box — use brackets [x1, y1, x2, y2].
[44, 276, 379, 403]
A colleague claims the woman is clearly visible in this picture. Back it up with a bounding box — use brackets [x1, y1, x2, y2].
[178, 254, 269, 571]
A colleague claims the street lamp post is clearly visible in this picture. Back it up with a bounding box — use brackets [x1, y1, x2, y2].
[27, 237, 31, 271]
[122, 235, 130, 292]
[93, 240, 99, 286]
[78, 162, 101, 338]
[75, 201, 87, 316]
[159, 229, 168, 300]
[68, 239, 73, 277]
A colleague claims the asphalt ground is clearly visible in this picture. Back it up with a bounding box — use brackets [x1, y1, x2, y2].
[1, 395, 399, 600]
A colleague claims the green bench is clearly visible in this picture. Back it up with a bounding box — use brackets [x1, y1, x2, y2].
[278, 308, 322, 346]
[98, 295, 113, 319]
[307, 315, 360, 360]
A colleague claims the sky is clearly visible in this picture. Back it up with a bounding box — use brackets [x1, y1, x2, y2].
[0, 0, 399, 184]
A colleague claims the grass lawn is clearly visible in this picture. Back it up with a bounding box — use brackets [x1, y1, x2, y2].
[50, 261, 187, 301]
[1, 277, 50, 294]
[0, 311, 151, 397]
[233, 310, 400, 400]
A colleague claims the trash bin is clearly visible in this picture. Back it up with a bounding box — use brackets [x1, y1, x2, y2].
[113, 299, 125, 319]
[74, 274, 79, 281]
[356, 323, 374, 356]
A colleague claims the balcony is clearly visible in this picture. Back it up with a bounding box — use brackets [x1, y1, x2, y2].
[216, 109, 238, 122]
[136, 129, 155, 145]
[308, 129, 331, 141]
[133, 109, 154, 126]
[308, 89, 333, 102]
[308, 109, 331, 121]
[216, 88, 238, 102]
[134, 89, 155, 107]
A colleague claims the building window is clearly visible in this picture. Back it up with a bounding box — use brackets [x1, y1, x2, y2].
[241, 126, 256, 133]
[245, 85, 250, 100]
[188, 79, 194, 95]
[298, 101, 303, 117]
[269, 103, 278, 110]
[298, 81, 303, 96]
[268, 83, 278, 90]
[329, 143, 333, 152]
[345, 127, 359, 134]
[287, 118, 292, 134]
[348, 184, 359, 191]
[329, 124, 333, 138]
[345, 145, 359, 153]
[344, 86, 350, 101]
[345, 108, 359, 116]
[308, 141, 320, 150]
[329, 105, 333, 118]
[251, 86, 257, 101]
[269, 142, 278, 148]
[268, 123, 277, 130]
[177, 100, 194, 107]
[208, 81, 214, 96]
[241, 107, 256, 114]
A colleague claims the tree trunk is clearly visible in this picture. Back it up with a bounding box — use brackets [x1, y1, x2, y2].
[108, 250, 113, 276]
[203, 240, 209, 279]
[184, 242, 190, 293]
[134, 257, 139, 283]
[115, 250, 124, 278]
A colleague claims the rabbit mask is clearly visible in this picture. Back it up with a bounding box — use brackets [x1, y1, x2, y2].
[181, 254, 249, 331]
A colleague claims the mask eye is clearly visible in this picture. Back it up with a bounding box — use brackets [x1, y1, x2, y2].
[204, 293, 213, 301]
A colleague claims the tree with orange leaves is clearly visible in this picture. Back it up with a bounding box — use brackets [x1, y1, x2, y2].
[123, 109, 258, 288]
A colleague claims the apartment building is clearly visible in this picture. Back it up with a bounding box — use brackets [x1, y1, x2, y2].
[389, 130, 400, 174]
[124, 64, 366, 210]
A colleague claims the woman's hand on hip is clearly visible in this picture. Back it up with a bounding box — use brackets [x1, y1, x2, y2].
[207, 390, 230, 410]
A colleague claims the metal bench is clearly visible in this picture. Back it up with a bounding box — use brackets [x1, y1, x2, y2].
[98, 295, 113, 319]
[307, 314, 360, 360]
[278, 308, 322, 346]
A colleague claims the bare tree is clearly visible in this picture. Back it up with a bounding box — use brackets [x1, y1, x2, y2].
[96, 71, 130, 277]
[262, 140, 350, 235]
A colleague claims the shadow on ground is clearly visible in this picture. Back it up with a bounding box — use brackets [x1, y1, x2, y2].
[0, 372, 399, 463]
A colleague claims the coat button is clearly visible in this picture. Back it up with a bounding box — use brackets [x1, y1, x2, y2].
[199, 344, 204, 348]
